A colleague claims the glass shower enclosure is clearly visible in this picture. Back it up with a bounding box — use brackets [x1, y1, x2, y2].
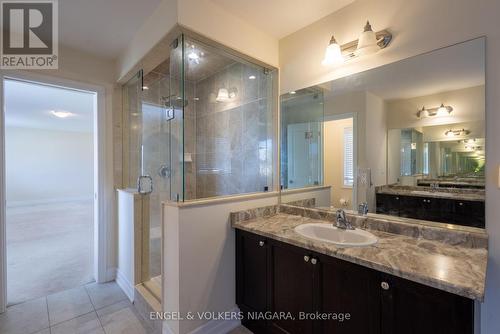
[122, 33, 277, 297]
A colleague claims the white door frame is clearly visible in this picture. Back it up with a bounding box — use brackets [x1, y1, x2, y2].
[0, 71, 109, 312]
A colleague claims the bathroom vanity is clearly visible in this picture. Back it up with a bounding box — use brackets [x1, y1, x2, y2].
[375, 185, 485, 228]
[232, 205, 487, 334]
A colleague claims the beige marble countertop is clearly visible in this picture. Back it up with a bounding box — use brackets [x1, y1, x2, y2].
[232, 213, 487, 301]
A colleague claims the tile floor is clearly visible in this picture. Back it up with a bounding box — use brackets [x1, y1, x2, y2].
[0, 281, 157, 334]
[7, 200, 94, 305]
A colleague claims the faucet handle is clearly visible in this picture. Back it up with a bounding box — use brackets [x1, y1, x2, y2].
[358, 202, 369, 215]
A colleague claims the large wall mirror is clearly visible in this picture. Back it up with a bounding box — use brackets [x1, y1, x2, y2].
[280, 37, 485, 229]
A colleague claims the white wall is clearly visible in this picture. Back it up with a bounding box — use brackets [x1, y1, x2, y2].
[5, 127, 93, 205]
[163, 194, 279, 334]
[279, 0, 500, 332]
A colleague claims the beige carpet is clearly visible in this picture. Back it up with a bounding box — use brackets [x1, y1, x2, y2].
[6, 200, 94, 305]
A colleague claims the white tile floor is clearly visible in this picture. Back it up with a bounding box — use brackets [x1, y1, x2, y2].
[0, 281, 157, 334]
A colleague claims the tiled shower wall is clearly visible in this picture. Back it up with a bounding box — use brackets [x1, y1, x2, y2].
[190, 62, 273, 199]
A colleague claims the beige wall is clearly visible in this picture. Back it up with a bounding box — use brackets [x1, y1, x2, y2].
[279, 0, 500, 331]
[386, 85, 485, 129]
[117, 0, 279, 81]
[324, 118, 353, 207]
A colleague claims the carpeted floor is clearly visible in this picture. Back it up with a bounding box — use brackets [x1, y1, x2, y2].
[6, 200, 94, 305]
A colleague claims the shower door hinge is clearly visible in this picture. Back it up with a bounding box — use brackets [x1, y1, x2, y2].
[263, 68, 270, 75]
[171, 38, 179, 49]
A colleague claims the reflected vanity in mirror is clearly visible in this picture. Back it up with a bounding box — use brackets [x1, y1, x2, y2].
[280, 37, 485, 229]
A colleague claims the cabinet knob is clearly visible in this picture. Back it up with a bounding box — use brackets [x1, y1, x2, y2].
[381, 281, 390, 290]
[459, 202, 464, 206]
[395, 197, 399, 200]
[304, 255, 310, 262]
[258, 241, 265, 247]
[311, 258, 318, 265]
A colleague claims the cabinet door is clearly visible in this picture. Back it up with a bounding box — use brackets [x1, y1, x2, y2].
[269, 240, 315, 334]
[398, 195, 418, 219]
[380, 274, 474, 334]
[236, 230, 269, 333]
[453, 200, 485, 228]
[316, 254, 381, 334]
[376, 194, 400, 216]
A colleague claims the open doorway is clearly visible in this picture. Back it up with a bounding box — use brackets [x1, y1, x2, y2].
[323, 115, 355, 209]
[3, 78, 97, 305]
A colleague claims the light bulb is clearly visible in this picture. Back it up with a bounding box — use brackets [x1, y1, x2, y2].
[437, 103, 452, 116]
[50, 110, 75, 118]
[322, 35, 344, 66]
[356, 21, 380, 56]
[216, 88, 230, 102]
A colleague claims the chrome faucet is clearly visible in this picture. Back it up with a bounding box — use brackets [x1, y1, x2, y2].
[358, 202, 369, 216]
[335, 209, 355, 230]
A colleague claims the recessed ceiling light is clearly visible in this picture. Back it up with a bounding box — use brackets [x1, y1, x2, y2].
[50, 110, 75, 118]
[248, 75, 256, 80]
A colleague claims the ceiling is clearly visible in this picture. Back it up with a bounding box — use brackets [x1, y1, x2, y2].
[210, 0, 354, 38]
[5, 80, 95, 133]
[59, 0, 162, 60]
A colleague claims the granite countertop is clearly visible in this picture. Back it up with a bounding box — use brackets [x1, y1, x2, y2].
[231, 211, 487, 301]
[376, 185, 485, 202]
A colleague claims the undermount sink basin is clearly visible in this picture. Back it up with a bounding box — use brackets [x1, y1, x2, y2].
[294, 223, 378, 247]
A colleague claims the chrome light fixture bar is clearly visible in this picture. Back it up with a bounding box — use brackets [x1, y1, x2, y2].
[445, 128, 470, 137]
[322, 21, 392, 66]
[417, 103, 453, 118]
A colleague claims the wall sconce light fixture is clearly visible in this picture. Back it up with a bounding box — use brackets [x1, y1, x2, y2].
[322, 21, 392, 66]
[216, 88, 237, 102]
[417, 103, 453, 118]
[445, 128, 470, 138]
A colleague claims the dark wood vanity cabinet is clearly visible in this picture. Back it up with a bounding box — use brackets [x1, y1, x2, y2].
[376, 193, 485, 228]
[380, 273, 473, 334]
[236, 229, 474, 334]
[236, 230, 269, 333]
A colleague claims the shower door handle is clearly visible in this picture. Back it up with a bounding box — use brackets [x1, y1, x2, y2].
[165, 106, 175, 121]
[137, 175, 153, 194]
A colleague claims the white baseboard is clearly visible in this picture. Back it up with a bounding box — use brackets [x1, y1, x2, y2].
[116, 269, 134, 302]
[105, 267, 117, 282]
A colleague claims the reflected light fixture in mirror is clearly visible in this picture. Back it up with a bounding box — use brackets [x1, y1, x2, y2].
[445, 128, 470, 137]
